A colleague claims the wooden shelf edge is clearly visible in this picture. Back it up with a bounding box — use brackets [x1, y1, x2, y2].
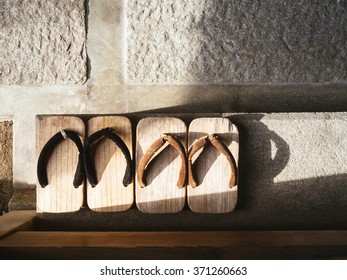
[1, 211, 347, 261]
[1, 230, 347, 248]
[0, 210, 36, 239]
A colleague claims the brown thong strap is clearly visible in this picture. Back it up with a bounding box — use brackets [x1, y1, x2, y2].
[188, 134, 237, 188]
[137, 134, 187, 188]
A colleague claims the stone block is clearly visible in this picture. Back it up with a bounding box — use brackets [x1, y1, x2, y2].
[0, 0, 87, 85]
[127, 0, 347, 84]
[8, 188, 36, 211]
[0, 121, 13, 214]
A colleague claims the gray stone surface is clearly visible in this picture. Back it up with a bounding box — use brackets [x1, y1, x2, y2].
[0, 120, 13, 214]
[0, 0, 86, 85]
[127, 0, 347, 84]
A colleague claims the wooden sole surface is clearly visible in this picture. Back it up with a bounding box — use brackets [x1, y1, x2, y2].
[36, 116, 85, 213]
[188, 118, 239, 213]
[136, 117, 187, 213]
[86, 116, 134, 212]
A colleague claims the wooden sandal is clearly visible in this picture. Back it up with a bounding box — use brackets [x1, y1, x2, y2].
[85, 116, 134, 212]
[187, 118, 239, 213]
[36, 116, 85, 213]
[136, 117, 187, 213]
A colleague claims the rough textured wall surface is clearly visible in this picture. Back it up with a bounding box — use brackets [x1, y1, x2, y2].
[0, 121, 13, 214]
[127, 0, 347, 84]
[0, 0, 86, 85]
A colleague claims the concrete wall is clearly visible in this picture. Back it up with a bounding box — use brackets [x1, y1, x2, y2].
[0, 1, 347, 228]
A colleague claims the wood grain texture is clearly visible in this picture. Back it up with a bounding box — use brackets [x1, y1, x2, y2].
[0, 210, 35, 239]
[136, 117, 187, 213]
[86, 116, 134, 212]
[2, 231, 347, 248]
[188, 118, 239, 213]
[36, 116, 84, 213]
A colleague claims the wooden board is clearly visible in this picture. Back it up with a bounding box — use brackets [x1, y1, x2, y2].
[188, 118, 239, 213]
[2, 230, 347, 248]
[86, 116, 134, 212]
[136, 117, 187, 213]
[0, 210, 35, 239]
[1, 212, 347, 259]
[36, 116, 85, 213]
[2, 230, 347, 260]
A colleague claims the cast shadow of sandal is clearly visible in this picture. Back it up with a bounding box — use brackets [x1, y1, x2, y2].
[136, 132, 187, 187]
[228, 114, 290, 211]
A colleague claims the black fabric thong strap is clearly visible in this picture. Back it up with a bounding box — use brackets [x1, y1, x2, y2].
[37, 130, 85, 188]
[83, 127, 133, 187]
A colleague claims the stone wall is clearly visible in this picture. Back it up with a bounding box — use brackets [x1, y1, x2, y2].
[0, 0, 86, 85]
[127, 0, 347, 83]
[0, 121, 13, 214]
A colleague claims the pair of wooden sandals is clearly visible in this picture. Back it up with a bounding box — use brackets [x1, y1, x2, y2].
[37, 116, 239, 214]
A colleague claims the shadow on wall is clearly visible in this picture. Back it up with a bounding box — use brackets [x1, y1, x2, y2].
[146, 1, 347, 113]
[188, 1, 347, 83]
[229, 114, 290, 210]
[126, 84, 347, 114]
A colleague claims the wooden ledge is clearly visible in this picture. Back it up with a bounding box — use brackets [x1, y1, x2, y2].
[1, 230, 347, 248]
[1, 211, 347, 259]
[0, 210, 36, 239]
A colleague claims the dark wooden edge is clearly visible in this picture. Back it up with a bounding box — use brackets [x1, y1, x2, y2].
[1, 211, 347, 259]
[0, 210, 36, 239]
[2, 230, 347, 248]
